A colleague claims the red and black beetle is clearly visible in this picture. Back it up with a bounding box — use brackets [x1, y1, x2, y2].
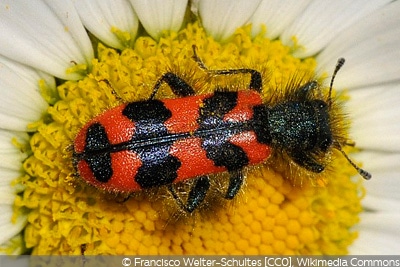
[73, 46, 370, 212]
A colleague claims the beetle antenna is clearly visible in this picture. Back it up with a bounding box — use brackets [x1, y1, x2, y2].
[337, 144, 371, 180]
[327, 58, 371, 180]
[328, 58, 346, 106]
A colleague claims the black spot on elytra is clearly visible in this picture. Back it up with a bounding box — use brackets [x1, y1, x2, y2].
[83, 123, 113, 182]
[198, 91, 237, 129]
[201, 134, 248, 170]
[122, 100, 181, 188]
[123, 100, 172, 139]
[197, 91, 249, 171]
[134, 144, 181, 188]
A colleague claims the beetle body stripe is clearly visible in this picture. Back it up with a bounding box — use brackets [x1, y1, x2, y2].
[73, 90, 272, 193]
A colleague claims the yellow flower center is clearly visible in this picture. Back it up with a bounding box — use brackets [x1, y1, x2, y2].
[13, 23, 363, 255]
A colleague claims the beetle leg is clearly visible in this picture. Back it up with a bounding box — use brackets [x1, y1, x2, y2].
[150, 72, 195, 99]
[295, 80, 318, 99]
[289, 150, 325, 173]
[168, 176, 210, 213]
[225, 170, 244, 199]
[192, 45, 262, 92]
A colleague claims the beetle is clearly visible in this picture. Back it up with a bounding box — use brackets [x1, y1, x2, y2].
[73, 46, 370, 213]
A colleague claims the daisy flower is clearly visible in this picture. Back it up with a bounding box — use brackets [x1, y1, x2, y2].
[0, 0, 399, 255]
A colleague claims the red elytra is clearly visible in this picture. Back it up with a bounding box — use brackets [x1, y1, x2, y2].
[73, 90, 271, 193]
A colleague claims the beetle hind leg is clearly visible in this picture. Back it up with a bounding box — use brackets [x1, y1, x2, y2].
[191, 45, 262, 92]
[225, 170, 244, 200]
[168, 176, 211, 213]
[150, 72, 195, 99]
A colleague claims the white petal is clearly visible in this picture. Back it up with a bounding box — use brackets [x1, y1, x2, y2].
[0, 55, 56, 132]
[0, 188, 16, 206]
[346, 83, 400, 152]
[362, 195, 400, 214]
[0, 243, 26, 255]
[0, 130, 27, 248]
[350, 212, 400, 254]
[0, 0, 94, 80]
[73, 0, 139, 49]
[0, 203, 27, 247]
[0, 129, 28, 172]
[249, 0, 312, 39]
[194, 0, 262, 41]
[280, 0, 391, 58]
[0, 244, 26, 256]
[0, 168, 23, 192]
[0, 129, 28, 195]
[317, 1, 400, 89]
[353, 151, 400, 212]
[355, 152, 400, 180]
[130, 0, 188, 40]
